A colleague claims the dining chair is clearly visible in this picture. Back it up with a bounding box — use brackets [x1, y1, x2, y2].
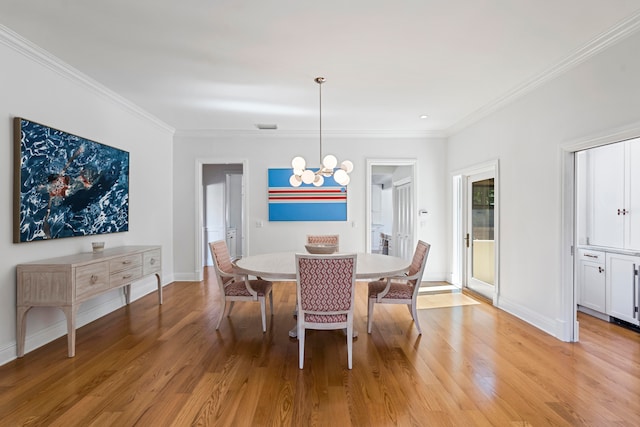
[209, 240, 274, 332]
[367, 240, 431, 335]
[306, 234, 339, 250]
[296, 253, 357, 369]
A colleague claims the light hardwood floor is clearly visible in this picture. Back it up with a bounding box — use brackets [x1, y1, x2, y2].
[1, 269, 639, 426]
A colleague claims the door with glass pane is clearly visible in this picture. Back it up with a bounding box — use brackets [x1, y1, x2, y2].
[466, 172, 495, 299]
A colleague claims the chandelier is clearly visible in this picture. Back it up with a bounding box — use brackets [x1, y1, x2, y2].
[289, 77, 353, 187]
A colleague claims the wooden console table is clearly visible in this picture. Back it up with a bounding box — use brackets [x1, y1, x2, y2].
[16, 245, 162, 357]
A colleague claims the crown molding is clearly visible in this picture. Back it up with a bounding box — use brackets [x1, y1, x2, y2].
[0, 24, 175, 135]
[562, 118, 640, 152]
[174, 128, 446, 140]
[448, 9, 640, 136]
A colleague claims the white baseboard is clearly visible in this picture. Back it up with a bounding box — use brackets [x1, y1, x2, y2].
[497, 295, 558, 339]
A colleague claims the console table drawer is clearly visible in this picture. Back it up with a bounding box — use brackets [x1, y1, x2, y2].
[76, 263, 110, 300]
[143, 249, 162, 275]
[110, 266, 143, 288]
[109, 254, 142, 273]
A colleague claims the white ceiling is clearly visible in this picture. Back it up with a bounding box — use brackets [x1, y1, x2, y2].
[1, 1, 640, 134]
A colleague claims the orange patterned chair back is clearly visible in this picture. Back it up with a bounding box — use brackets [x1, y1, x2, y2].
[407, 240, 430, 287]
[296, 254, 357, 323]
[295, 253, 358, 369]
[209, 240, 235, 286]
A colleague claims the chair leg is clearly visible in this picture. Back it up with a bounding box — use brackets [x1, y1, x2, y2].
[347, 322, 353, 370]
[407, 303, 413, 318]
[411, 303, 422, 335]
[227, 301, 235, 317]
[260, 297, 267, 333]
[269, 291, 274, 316]
[298, 322, 305, 369]
[216, 299, 226, 330]
[367, 298, 373, 333]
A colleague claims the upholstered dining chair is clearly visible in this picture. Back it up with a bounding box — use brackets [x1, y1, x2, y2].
[306, 234, 339, 250]
[296, 253, 357, 369]
[367, 240, 431, 335]
[209, 240, 273, 332]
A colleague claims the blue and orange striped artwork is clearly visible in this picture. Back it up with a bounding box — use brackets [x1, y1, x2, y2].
[268, 168, 347, 221]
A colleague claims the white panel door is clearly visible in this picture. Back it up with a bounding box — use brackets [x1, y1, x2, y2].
[393, 182, 413, 260]
[606, 252, 640, 325]
[577, 252, 606, 313]
[589, 143, 624, 248]
[625, 138, 640, 250]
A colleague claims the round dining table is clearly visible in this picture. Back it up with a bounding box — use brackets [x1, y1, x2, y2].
[234, 251, 411, 339]
[234, 251, 410, 281]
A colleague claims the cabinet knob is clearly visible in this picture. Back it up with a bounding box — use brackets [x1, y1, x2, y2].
[91, 275, 98, 283]
[598, 267, 604, 274]
[150, 258, 156, 265]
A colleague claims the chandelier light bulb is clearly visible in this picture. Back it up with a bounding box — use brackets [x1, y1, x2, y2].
[313, 175, 324, 186]
[340, 160, 354, 173]
[322, 154, 337, 170]
[334, 169, 349, 185]
[292, 156, 306, 170]
[289, 174, 303, 187]
[301, 169, 315, 184]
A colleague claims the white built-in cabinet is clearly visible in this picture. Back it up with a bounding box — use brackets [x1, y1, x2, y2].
[578, 137, 640, 327]
[587, 137, 640, 250]
[605, 252, 640, 326]
[577, 249, 606, 313]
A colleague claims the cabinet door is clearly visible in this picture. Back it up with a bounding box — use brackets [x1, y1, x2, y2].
[606, 252, 640, 325]
[625, 138, 640, 250]
[578, 259, 606, 313]
[589, 144, 624, 248]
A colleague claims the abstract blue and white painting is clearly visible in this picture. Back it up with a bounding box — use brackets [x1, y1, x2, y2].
[14, 118, 129, 242]
[268, 168, 347, 221]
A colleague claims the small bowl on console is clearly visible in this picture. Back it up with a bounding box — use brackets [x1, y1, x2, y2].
[305, 244, 338, 254]
[92, 241, 105, 253]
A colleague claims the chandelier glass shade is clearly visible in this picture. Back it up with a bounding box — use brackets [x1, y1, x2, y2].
[290, 77, 353, 187]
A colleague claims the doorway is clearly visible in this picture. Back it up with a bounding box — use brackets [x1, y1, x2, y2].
[558, 124, 640, 342]
[452, 160, 499, 304]
[195, 159, 247, 281]
[366, 159, 417, 260]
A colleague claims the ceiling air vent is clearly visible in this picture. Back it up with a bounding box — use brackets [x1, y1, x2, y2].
[255, 124, 277, 130]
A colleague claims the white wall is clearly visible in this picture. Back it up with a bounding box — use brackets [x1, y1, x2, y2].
[0, 29, 174, 364]
[447, 30, 640, 339]
[173, 133, 448, 282]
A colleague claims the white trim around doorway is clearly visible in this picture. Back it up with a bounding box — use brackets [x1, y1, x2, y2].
[560, 119, 640, 342]
[194, 158, 249, 282]
[365, 158, 418, 255]
[451, 159, 500, 306]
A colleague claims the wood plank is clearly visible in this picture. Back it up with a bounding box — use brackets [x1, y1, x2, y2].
[1, 269, 639, 425]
